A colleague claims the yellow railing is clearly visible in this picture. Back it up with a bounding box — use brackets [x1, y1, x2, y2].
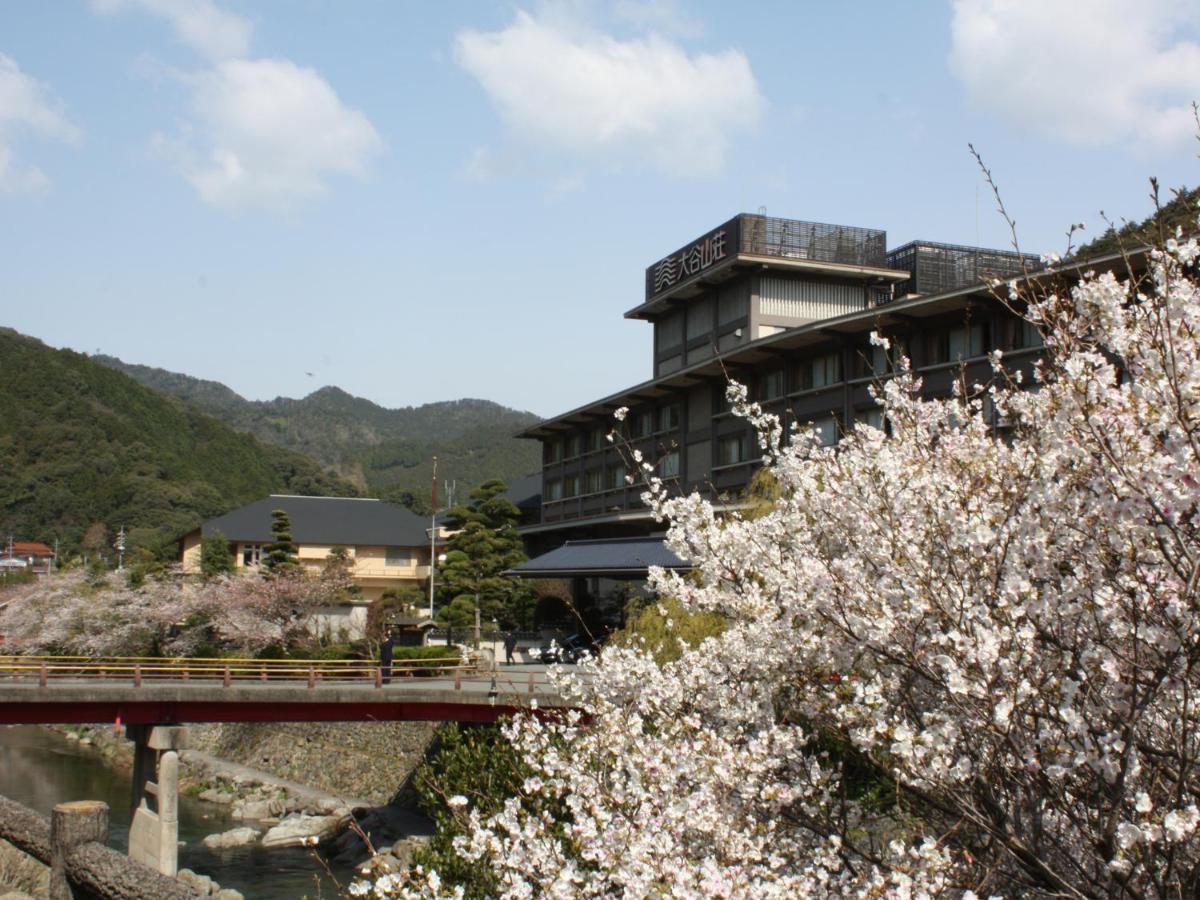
[0, 654, 480, 689]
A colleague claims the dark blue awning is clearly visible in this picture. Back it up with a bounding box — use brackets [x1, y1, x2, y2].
[506, 537, 690, 579]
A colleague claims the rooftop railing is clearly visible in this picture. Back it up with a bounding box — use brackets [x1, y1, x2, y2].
[738, 214, 888, 268]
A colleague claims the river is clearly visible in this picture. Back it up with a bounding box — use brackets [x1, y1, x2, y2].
[0, 725, 360, 899]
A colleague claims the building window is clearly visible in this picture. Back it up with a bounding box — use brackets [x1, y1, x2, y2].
[658, 404, 681, 431]
[808, 416, 839, 447]
[588, 428, 607, 452]
[855, 408, 885, 431]
[608, 463, 627, 489]
[928, 323, 989, 365]
[385, 547, 411, 566]
[656, 311, 683, 353]
[241, 544, 263, 567]
[565, 475, 582, 497]
[545, 479, 563, 501]
[718, 434, 747, 466]
[660, 450, 681, 478]
[586, 469, 604, 494]
[797, 352, 842, 391]
[853, 344, 890, 379]
[1011, 318, 1042, 350]
[636, 410, 655, 437]
[760, 368, 785, 400]
[566, 433, 585, 458]
[545, 440, 562, 463]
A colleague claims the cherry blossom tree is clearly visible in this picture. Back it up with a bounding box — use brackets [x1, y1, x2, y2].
[395, 223, 1200, 898]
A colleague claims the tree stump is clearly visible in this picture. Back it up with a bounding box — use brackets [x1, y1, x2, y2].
[50, 800, 108, 900]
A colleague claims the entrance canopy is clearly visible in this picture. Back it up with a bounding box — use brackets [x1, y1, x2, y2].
[506, 537, 690, 579]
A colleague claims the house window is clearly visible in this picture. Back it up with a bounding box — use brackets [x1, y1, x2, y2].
[718, 434, 746, 466]
[760, 369, 785, 400]
[660, 450, 681, 478]
[385, 547, 410, 566]
[658, 404, 681, 432]
[566, 433, 584, 458]
[588, 428, 607, 452]
[608, 463, 627, 489]
[797, 353, 842, 390]
[545, 440, 562, 463]
[586, 469, 604, 494]
[545, 479, 563, 501]
[241, 544, 263, 567]
[565, 475, 582, 497]
[1010, 318, 1042, 349]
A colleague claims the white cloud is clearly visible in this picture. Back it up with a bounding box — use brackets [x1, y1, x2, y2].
[91, 0, 252, 61]
[0, 53, 79, 194]
[455, 9, 765, 177]
[949, 0, 1200, 154]
[156, 58, 383, 210]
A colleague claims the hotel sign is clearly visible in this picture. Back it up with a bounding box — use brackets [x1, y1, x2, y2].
[645, 216, 741, 302]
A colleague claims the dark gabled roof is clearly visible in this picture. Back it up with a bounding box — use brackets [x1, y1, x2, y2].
[201, 495, 429, 547]
[504, 473, 542, 509]
[505, 537, 690, 578]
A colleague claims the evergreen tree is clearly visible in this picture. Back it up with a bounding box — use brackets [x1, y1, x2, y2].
[436, 479, 533, 629]
[263, 508, 299, 573]
[200, 529, 234, 577]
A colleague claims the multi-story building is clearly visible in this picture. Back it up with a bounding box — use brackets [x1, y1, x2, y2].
[510, 213, 1063, 621]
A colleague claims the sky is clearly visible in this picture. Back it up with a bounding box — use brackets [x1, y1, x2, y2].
[1, 0, 1198, 418]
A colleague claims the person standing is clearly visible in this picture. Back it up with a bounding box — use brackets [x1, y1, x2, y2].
[503, 631, 518, 665]
[380, 631, 395, 684]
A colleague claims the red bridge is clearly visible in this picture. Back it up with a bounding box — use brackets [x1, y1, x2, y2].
[0, 655, 565, 726]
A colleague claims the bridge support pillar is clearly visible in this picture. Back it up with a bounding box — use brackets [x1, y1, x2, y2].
[126, 725, 187, 877]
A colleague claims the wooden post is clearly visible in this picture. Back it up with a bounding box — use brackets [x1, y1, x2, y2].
[374, 666, 382, 689]
[222, 666, 230, 688]
[307, 667, 315, 690]
[49, 801, 108, 900]
[454, 669, 462, 691]
[39, 662, 47, 688]
[134, 664, 142, 688]
[528, 672, 535, 694]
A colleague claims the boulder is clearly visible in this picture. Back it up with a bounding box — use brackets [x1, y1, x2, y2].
[177, 868, 216, 895]
[261, 814, 345, 848]
[202, 827, 261, 849]
[232, 797, 286, 820]
[214, 890, 244, 900]
[198, 788, 236, 805]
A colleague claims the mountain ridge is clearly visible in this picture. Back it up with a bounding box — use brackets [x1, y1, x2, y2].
[93, 355, 543, 512]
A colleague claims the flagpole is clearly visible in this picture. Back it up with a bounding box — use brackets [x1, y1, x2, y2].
[428, 455, 438, 619]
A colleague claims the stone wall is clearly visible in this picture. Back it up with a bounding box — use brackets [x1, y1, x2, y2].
[186, 722, 438, 807]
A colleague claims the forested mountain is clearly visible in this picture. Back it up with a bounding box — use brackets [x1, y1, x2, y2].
[95, 357, 543, 512]
[1073, 184, 1199, 259]
[0, 328, 357, 558]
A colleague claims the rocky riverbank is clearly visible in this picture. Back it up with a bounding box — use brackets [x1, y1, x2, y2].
[55, 722, 437, 865]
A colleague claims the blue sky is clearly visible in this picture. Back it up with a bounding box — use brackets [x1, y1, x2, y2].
[2, 0, 1198, 417]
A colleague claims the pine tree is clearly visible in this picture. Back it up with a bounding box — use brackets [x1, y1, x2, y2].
[263, 508, 299, 573]
[436, 479, 533, 629]
[200, 529, 234, 577]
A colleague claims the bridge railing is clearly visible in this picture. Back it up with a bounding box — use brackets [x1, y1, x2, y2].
[0, 654, 483, 689]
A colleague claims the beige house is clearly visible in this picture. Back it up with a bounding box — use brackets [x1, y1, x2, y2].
[181, 495, 434, 637]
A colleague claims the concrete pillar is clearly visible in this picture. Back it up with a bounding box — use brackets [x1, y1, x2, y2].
[127, 725, 187, 877]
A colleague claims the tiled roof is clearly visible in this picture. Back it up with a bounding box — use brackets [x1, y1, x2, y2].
[200, 495, 429, 547]
[505, 537, 689, 578]
[11, 542, 53, 555]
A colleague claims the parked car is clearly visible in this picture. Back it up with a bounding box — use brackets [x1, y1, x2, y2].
[536, 634, 597, 665]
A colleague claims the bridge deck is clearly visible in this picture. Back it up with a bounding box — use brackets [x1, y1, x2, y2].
[0, 660, 567, 724]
